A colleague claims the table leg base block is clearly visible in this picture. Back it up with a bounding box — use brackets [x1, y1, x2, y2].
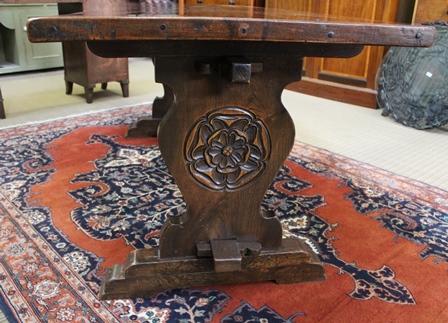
[126, 117, 162, 138]
[98, 238, 326, 300]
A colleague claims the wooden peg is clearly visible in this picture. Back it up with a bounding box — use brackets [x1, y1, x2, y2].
[210, 239, 243, 272]
[220, 58, 263, 83]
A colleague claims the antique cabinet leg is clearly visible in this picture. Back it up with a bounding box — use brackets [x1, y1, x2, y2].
[65, 80, 73, 95]
[120, 80, 129, 98]
[0, 87, 5, 119]
[84, 86, 94, 104]
[99, 55, 326, 300]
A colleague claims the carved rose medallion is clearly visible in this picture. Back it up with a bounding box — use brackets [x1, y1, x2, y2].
[185, 107, 271, 190]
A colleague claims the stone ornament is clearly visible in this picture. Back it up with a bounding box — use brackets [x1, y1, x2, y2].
[377, 22, 448, 129]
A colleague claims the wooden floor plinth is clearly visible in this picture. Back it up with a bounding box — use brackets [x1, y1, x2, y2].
[98, 238, 326, 300]
[126, 117, 161, 138]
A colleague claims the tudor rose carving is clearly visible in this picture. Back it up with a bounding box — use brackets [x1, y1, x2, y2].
[185, 107, 271, 190]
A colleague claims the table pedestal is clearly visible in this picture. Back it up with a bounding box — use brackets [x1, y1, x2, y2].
[99, 54, 326, 299]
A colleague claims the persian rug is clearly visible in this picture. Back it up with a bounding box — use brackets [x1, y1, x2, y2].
[0, 104, 447, 323]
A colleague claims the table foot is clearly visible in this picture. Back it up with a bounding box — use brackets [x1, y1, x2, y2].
[126, 84, 173, 138]
[98, 238, 325, 300]
[126, 116, 162, 137]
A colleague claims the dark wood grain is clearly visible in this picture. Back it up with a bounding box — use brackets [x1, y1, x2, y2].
[27, 14, 434, 47]
[99, 238, 325, 300]
[98, 52, 328, 299]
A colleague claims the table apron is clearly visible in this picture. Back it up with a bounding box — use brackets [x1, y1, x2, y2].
[86, 40, 364, 59]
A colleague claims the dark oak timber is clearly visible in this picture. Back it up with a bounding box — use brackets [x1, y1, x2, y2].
[26, 3, 435, 300]
[27, 12, 433, 46]
[99, 238, 324, 300]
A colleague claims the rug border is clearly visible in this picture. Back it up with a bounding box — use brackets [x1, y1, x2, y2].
[0, 102, 153, 134]
[292, 141, 448, 210]
[0, 292, 19, 323]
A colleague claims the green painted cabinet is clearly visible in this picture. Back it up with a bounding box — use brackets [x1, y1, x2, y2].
[0, 4, 63, 74]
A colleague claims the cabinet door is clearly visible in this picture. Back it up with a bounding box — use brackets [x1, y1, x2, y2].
[264, 0, 317, 76]
[412, 0, 448, 23]
[265, 0, 317, 16]
[0, 4, 63, 74]
[270, 0, 401, 108]
[306, 0, 398, 89]
[182, 0, 255, 17]
[0, 8, 20, 69]
[20, 7, 63, 69]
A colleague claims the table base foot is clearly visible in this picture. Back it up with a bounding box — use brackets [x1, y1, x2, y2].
[126, 117, 162, 138]
[126, 84, 173, 138]
[98, 238, 326, 300]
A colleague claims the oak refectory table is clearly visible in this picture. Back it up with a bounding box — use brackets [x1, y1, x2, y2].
[26, 3, 435, 300]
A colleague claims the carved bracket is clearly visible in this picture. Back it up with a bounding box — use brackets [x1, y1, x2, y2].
[195, 57, 263, 83]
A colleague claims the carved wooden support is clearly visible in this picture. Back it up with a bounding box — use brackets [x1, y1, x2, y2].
[156, 55, 296, 258]
[126, 84, 174, 138]
[100, 54, 326, 299]
[99, 238, 325, 300]
[126, 58, 264, 137]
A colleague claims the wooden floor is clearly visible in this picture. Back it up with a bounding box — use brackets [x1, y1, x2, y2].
[1, 58, 448, 322]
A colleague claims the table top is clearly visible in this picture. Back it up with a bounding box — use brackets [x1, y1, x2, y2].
[26, 3, 435, 48]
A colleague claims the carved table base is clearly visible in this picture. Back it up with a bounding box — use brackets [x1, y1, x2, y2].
[99, 238, 325, 300]
[100, 53, 326, 299]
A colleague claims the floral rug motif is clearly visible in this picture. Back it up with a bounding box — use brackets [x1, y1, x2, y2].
[0, 105, 447, 322]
